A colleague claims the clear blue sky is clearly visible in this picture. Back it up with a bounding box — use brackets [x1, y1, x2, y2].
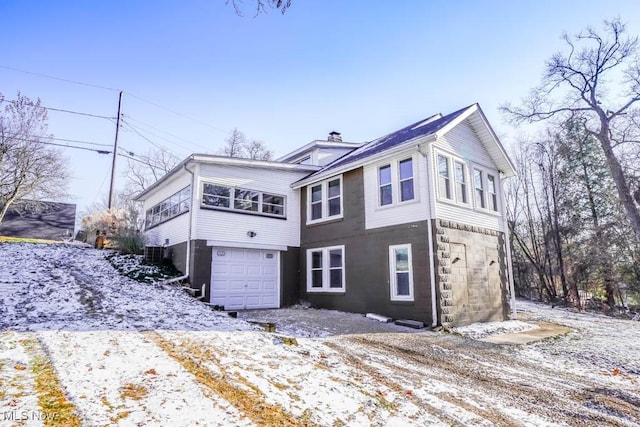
[2, 1, 640, 219]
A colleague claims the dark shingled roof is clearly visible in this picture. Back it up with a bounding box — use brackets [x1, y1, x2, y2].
[303, 104, 473, 181]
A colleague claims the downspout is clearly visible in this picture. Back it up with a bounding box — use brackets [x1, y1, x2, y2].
[418, 143, 439, 327]
[183, 158, 196, 281]
[500, 173, 517, 319]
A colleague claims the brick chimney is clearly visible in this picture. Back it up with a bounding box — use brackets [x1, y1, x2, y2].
[328, 131, 342, 142]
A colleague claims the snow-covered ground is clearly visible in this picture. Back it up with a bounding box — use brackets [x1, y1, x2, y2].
[1, 242, 639, 426]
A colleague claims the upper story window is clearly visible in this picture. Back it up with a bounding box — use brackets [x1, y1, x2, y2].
[474, 168, 486, 209]
[377, 157, 415, 207]
[145, 186, 191, 230]
[454, 161, 468, 204]
[379, 165, 392, 206]
[307, 176, 343, 223]
[487, 174, 498, 212]
[437, 152, 469, 205]
[202, 183, 285, 218]
[438, 155, 452, 200]
[307, 245, 345, 292]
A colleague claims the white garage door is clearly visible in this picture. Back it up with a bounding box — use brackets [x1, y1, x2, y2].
[210, 247, 279, 310]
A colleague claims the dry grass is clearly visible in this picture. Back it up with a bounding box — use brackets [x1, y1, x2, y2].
[119, 382, 148, 401]
[147, 332, 317, 427]
[21, 337, 82, 427]
[0, 236, 59, 244]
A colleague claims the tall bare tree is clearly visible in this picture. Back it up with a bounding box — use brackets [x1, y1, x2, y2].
[502, 19, 640, 241]
[0, 92, 69, 223]
[221, 128, 274, 160]
[227, 0, 291, 15]
[123, 149, 180, 197]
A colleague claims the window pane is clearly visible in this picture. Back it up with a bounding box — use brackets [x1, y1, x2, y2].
[203, 195, 230, 208]
[263, 204, 284, 216]
[328, 198, 341, 216]
[329, 249, 342, 268]
[234, 189, 259, 211]
[438, 155, 449, 177]
[400, 179, 414, 201]
[399, 159, 413, 180]
[312, 270, 323, 288]
[311, 251, 323, 269]
[439, 176, 451, 199]
[263, 194, 284, 205]
[455, 162, 465, 183]
[380, 184, 393, 206]
[203, 184, 230, 197]
[487, 175, 496, 193]
[474, 169, 483, 189]
[311, 202, 322, 220]
[457, 183, 467, 203]
[311, 185, 322, 202]
[395, 248, 409, 272]
[328, 179, 341, 198]
[396, 272, 410, 296]
[330, 269, 343, 288]
[379, 165, 391, 185]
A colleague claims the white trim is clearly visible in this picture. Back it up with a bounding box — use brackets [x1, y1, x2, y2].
[389, 244, 414, 301]
[206, 240, 288, 251]
[306, 245, 346, 293]
[434, 148, 471, 207]
[306, 175, 344, 225]
[375, 155, 418, 208]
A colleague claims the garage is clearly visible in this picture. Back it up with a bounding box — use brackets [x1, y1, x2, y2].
[210, 247, 280, 310]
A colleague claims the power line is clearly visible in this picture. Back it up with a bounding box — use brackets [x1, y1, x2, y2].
[0, 98, 114, 120]
[119, 120, 179, 157]
[0, 64, 120, 92]
[124, 91, 227, 134]
[3, 135, 112, 147]
[39, 140, 111, 154]
[123, 115, 213, 153]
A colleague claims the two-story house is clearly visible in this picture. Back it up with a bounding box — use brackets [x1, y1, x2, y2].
[135, 103, 515, 326]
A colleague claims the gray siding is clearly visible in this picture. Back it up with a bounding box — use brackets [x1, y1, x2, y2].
[300, 168, 435, 324]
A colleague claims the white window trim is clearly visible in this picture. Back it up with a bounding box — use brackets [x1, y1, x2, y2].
[375, 155, 418, 209]
[389, 244, 414, 301]
[200, 182, 286, 219]
[306, 175, 344, 224]
[306, 245, 346, 293]
[487, 173, 499, 212]
[471, 165, 502, 216]
[434, 149, 470, 207]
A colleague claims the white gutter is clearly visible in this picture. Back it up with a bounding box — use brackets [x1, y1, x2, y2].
[183, 159, 197, 281]
[418, 143, 439, 327]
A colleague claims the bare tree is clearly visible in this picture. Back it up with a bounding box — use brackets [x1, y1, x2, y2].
[227, 0, 291, 16]
[502, 19, 640, 241]
[245, 139, 274, 160]
[222, 128, 247, 158]
[220, 129, 274, 160]
[0, 92, 70, 223]
[123, 149, 180, 197]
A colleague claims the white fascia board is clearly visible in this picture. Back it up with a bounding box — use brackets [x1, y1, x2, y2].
[291, 134, 436, 189]
[134, 154, 321, 201]
[277, 140, 362, 162]
[206, 240, 288, 251]
[435, 104, 516, 178]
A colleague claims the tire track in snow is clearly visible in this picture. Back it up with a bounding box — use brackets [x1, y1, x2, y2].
[344, 334, 637, 426]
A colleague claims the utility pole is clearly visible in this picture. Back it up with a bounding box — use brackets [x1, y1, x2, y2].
[108, 91, 123, 210]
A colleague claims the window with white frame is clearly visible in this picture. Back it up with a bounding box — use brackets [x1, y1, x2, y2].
[145, 186, 191, 230]
[454, 161, 468, 204]
[307, 176, 342, 223]
[377, 158, 415, 207]
[379, 165, 392, 206]
[438, 155, 452, 200]
[399, 158, 414, 201]
[307, 245, 345, 292]
[202, 183, 285, 218]
[474, 168, 486, 209]
[389, 244, 413, 301]
[487, 174, 498, 211]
